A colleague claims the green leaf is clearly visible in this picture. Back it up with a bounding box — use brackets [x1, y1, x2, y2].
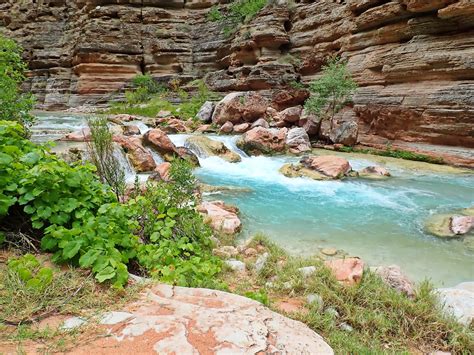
[0, 152, 13, 165]
[62, 240, 82, 259]
[95, 266, 116, 283]
[79, 249, 101, 268]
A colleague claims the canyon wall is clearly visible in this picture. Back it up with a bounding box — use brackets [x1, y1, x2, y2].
[1, 0, 473, 147]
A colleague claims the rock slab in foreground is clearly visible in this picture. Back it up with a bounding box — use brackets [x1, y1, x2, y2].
[69, 284, 334, 354]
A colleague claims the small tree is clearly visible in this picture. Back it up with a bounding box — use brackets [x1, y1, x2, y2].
[0, 34, 35, 129]
[86, 117, 126, 201]
[305, 57, 357, 129]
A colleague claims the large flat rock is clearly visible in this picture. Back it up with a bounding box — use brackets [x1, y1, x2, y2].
[69, 284, 333, 354]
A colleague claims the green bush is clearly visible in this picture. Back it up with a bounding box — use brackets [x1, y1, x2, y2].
[0, 121, 221, 288]
[305, 57, 357, 129]
[0, 35, 35, 129]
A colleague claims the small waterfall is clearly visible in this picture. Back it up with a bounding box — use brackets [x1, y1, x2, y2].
[126, 121, 151, 135]
[112, 145, 136, 183]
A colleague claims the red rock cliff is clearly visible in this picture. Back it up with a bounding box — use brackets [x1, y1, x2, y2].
[1, 0, 473, 147]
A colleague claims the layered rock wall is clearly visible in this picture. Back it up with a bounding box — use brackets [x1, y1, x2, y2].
[1, 0, 473, 147]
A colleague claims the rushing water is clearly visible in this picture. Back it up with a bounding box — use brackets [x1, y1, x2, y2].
[33, 114, 474, 287]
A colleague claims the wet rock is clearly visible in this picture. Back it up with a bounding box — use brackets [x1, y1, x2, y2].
[425, 208, 474, 238]
[61, 128, 91, 142]
[198, 183, 252, 194]
[122, 125, 141, 136]
[286, 127, 311, 154]
[219, 121, 234, 134]
[324, 258, 365, 285]
[68, 284, 334, 354]
[225, 259, 246, 273]
[212, 92, 268, 125]
[299, 266, 317, 277]
[236, 127, 288, 155]
[198, 201, 242, 235]
[113, 135, 156, 172]
[279, 163, 329, 181]
[153, 162, 171, 182]
[251, 118, 270, 129]
[359, 166, 391, 179]
[185, 136, 241, 163]
[301, 155, 352, 179]
[437, 282, 474, 325]
[213, 246, 238, 259]
[196, 101, 215, 123]
[371, 265, 415, 297]
[255, 252, 269, 273]
[176, 146, 200, 167]
[143, 128, 178, 161]
[451, 215, 474, 235]
[233, 123, 250, 133]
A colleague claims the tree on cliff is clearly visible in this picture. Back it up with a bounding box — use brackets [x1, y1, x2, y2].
[305, 57, 357, 130]
[0, 34, 35, 130]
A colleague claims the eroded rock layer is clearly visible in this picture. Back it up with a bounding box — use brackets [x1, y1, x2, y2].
[1, 0, 473, 147]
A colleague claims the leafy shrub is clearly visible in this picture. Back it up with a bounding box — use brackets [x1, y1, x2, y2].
[126, 74, 167, 104]
[7, 254, 53, 290]
[0, 121, 221, 288]
[305, 56, 357, 129]
[245, 290, 269, 305]
[0, 35, 35, 129]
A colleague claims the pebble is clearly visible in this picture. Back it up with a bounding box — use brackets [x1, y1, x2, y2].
[306, 294, 324, 310]
[225, 259, 246, 273]
[298, 266, 317, 277]
[255, 252, 269, 273]
[339, 322, 353, 332]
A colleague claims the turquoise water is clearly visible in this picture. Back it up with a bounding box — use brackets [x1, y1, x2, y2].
[170, 135, 474, 287]
[32, 114, 474, 287]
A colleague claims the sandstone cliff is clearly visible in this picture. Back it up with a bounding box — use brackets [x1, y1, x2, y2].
[1, 0, 473, 147]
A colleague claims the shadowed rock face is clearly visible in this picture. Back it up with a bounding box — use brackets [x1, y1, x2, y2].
[1, 0, 473, 147]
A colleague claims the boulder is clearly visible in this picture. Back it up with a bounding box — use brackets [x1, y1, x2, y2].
[185, 136, 241, 163]
[300, 155, 352, 179]
[251, 118, 270, 129]
[122, 125, 141, 136]
[279, 105, 303, 123]
[233, 123, 250, 133]
[212, 92, 268, 125]
[159, 118, 189, 134]
[113, 135, 156, 172]
[219, 121, 234, 134]
[359, 166, 391, 179]
[299, 109, 321, 137]
[371, 265, 415, 297]
[196, 101, 215, 123]
[329, 120, 359, 146]
[143, 128, 178, 161]
[236, 127, 288, 155]
[425, 208, 474, 238]
[286, 127, 311, 154]
[437, 282, 474, 326]
[153, 162, 171, 182]
[324, 258, 365, 285]
[198, 201, 242, 235]
[68, 284, 334, 354]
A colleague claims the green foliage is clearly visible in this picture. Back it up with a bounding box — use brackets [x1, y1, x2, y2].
[0, 34, 35, 129]
[207, 5, 223, 22]
[305, 57, 357, 128]
[86, 117, 126, 201]
[125, 74, 167, 104]
[7, 254, 53, 290]
[0, 121, 221, 288]
[244, 290, 269, 305]
[337, 146, 444, 164]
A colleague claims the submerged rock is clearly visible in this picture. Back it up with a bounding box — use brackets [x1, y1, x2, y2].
[198, 201, 242, 235]
[437, 282, 474, 326]
[359, 166, 391, 179]
[236, 127, 288, 155]
[324, 258, 364, 285]
[185, 135, 241, 163]
[199, 183, 252, 194]
[279, 163, 329, 180]
[425, 207, 474, 238]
